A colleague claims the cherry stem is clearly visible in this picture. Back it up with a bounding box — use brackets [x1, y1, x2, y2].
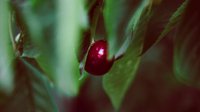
[115, 54, 124, 61]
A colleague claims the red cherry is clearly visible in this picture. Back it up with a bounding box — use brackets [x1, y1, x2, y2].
[85, 40, 114, 76]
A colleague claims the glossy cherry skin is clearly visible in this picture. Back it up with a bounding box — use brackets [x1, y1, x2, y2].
[85, 40, 114, 76]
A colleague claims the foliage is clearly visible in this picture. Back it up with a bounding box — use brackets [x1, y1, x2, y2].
[0, 0, 199, 111]
[174, 0, 200, 87]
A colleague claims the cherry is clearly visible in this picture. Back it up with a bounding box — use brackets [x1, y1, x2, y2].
[85, 40, 114, 76]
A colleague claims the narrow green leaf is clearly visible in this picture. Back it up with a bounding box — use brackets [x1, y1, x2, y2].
[115, 0, 151, 58]
[4, 58, 58, 112]
[104, 0, 141, 58]
[141, 0, 186, 55]
[174, 0, 200, 87]
[0, 0, 14, 94]
[103, 1, 152, 110]
[157, 0, 188, 42]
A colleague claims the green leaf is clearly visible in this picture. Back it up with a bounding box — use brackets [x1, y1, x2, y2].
[55, 0, 86, 96]
[104, 0, 141, 58]
[103, 1, 152, 110]
[141, 0, 186, 55]
[12, 0, 87, 96]
[14, 32, 40, 58]
[157, 0, 188, 42]
[4, 58, 58, 112]
[12, 0, 57, 80]
[174, 0, 200, 87]
[0, 0, 14, 94]
[115, 0, 152, 58]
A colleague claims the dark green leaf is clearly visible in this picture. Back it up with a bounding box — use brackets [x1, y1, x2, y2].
[4, 58, 58, 112]
[157, 0, 188, 42]
[174, 0, 200, 87]
[17, 32, 40, 58]
[103, 1, 152, 110]
[141, 0, 186, 55]
[12, 0, 57, 80]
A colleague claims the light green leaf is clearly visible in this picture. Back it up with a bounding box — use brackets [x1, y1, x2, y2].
[12, 0, 87, 96]
[0, 0, 14, 94]
[55, 0, 86, 96]
[4, 58, 58, 112]
[103, 0, 152, 110]
[174, 0, 200, 87]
